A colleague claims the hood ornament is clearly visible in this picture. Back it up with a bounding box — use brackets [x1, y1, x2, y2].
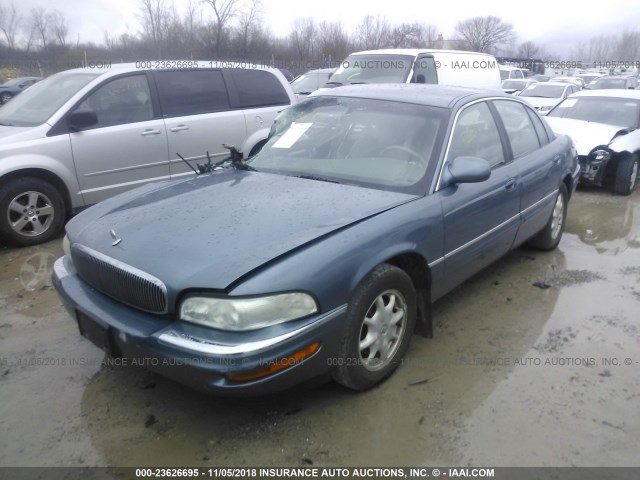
[110, 229, 122, 246]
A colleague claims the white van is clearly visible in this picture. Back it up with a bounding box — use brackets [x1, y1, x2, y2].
[326, 49, 501, 90]
[499, 65, 528, 80]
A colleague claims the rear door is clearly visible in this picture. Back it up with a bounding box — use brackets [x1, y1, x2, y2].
[223, 69, 292, 156]
[69, 73, 170, 205]
[153, 69, 246, 180]
[436, 100, 521, 293]
[492, 99, 562, 244]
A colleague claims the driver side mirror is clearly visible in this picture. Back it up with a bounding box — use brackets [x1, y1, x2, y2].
[68, 109, 98, 131]
[441, 156, 491, 188]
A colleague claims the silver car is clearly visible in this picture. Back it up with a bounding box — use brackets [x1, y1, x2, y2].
[0, 62, 296, 246]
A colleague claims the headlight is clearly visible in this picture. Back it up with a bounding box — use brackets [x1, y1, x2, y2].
[62, 235, 71, 256]
[179, 293, 318, 331]
[538, 105, 552, 112]
[592, 149, 611, 162]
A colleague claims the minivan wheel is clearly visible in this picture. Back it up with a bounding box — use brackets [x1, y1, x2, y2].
[332, 263, 416, 391]
[613, 154, 639, 196]
[528, 183, 568, 251]
[0, 92, 12, 103]
[0, 177, 66, 246]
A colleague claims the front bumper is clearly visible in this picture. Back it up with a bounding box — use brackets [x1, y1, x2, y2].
[578, 154, 610, 185]
[52, 256, 347, 396]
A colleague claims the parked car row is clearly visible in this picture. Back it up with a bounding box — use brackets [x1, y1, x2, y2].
[2, 50, 636, 396]
[0, 76, 42, 103]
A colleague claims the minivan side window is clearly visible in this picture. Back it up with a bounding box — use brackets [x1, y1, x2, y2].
[155, 70, 230, 117]
[493, 100, 540, 158]
[229, 69, 290, 108]
[411, 56, 438, 84]
[76, 74, 153, 129]
[447, 102, 505, 169]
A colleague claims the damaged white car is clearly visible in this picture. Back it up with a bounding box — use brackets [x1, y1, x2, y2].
[545, 90, 640, 195]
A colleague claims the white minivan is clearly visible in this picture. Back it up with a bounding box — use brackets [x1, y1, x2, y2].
[325, 49, 502, 90]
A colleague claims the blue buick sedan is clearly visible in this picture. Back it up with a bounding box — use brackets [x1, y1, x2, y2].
[53, 85, 579, 395]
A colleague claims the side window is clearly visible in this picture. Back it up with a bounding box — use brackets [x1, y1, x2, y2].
[411, 56, 438, 84]
[76, 75, 153, 128]
[446, 102, 505, 168]
[493, 100, 540, 158]
[155, 70, 229, 117]
[229, 69, 290, 108]
[525, 108, 549, 146]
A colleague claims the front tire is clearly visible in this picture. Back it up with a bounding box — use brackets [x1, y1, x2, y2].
[613, 154, 639, 196]
[528, 183, 568, 251]
[0, 92, 13, 103]
[332, 264, 416, 391]
[0, 177, 66, 247]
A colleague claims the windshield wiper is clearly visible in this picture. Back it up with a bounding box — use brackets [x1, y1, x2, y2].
[324, 81, 343, 86]
[349, 82, 368, 84]
[176, 145, 254, 176]
[293, 174, 341, 184]
[0, 121, 13, 126]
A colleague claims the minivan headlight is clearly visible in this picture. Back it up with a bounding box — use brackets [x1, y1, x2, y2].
[179, 293, 318, 331]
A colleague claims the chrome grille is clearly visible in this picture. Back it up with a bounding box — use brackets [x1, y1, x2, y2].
[71, 244, 168, 313]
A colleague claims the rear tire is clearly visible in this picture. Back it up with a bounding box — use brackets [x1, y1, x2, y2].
[613, 154, 639, 196]
[332, 264, 416, 391]
[0, 177, 66, 247]
[528, 183, 568, 251]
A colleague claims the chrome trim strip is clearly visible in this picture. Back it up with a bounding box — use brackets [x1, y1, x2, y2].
[521, 189, 558, 216]
[446, 212, 520, 259]
[79, 174, 172, 194]
[83, 160, 171, 177]
[428, 257, 444, 268]
[157, 305, 348, 356]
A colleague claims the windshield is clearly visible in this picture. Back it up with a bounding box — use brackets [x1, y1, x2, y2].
[578, 75, 599, 84]
[291, 73, 321, 94]
[591, 78, 627, 89]
[548, 97, 640, 128]
[519, 84, 564, 98]
[328, 55, 414, 85]
[249, 96, 447, 193]
[0, 72, 99, 127]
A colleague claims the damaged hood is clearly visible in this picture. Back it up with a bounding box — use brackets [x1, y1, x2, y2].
[67, 170, 417, 292]
[544, 117, 628, 156]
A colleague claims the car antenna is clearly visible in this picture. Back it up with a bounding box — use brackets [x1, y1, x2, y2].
[176, 153, 200, 175]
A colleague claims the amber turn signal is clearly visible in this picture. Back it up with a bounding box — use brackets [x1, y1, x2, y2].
[225, 342, 321, 383]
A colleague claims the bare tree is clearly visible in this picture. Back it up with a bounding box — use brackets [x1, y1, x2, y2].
[289, 17, 316, 60]
[389, 22, 437, 48]
[29, 6, 50, 49]
[0, 1, 21, 49]
[355, 15, 390, 50]
[202, 0, 238, 54]
[454, 16, 516, 53]
[49, 10, 68, 47]
[517, 40, 539, 58]
[139, 0, 175, 46]
[237, 0, 260, 57]
[615, 28, 640, 61]
[316, 21, 349, 63]
[586, 34, 613, 63]
[183, 0, 201, 53]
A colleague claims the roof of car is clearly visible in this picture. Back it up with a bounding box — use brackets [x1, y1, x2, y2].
[349, 48, 496, 57]
[314, 83, 512, 108]
[570, 89, 640, 99]
[304, 68, 336, 74]
[528, 81, 570, 87]
[60, 62, 283, 76]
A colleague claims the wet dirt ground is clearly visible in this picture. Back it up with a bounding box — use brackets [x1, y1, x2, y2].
[0, 187, 639, 468]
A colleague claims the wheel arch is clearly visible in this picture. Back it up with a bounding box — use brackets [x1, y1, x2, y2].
[0, 168, 73, 218]
[380, 252, 433, 339]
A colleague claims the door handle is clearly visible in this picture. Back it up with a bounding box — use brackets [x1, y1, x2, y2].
[141, 129, 161, 136]
[505, 178, 518, 191]
[170, 125, 190, 132]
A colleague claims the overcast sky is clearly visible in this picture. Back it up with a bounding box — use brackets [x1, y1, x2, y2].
[11, 0, 640, 57]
